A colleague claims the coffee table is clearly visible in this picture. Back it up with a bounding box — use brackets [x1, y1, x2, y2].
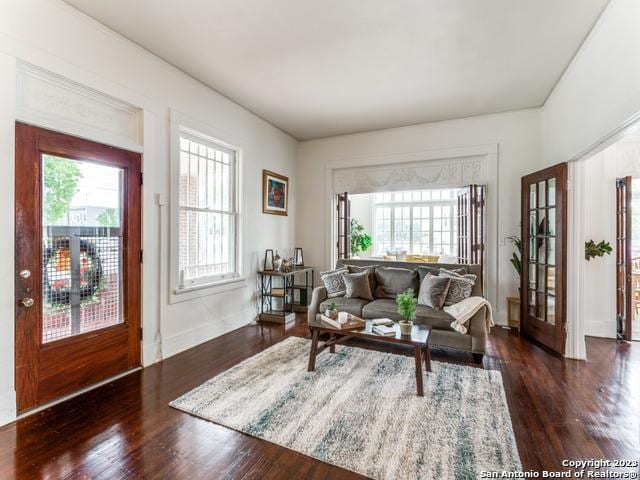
[307, 319, 432, 396]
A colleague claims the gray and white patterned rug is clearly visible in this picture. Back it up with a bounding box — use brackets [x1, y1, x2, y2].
[170, 336, 521, 480]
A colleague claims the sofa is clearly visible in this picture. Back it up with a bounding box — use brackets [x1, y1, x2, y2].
[308, 259, 489, 360]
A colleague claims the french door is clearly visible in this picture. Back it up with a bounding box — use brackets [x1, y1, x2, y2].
[336, 192, 351, 260]
[15, 123, 142, 413]
[457, 184, 486, 270]
[616, 177, 633, 340]
[521, 163, 567, 354]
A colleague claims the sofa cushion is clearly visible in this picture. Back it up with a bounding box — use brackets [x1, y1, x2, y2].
[439, 269, 477, 306]
[319, 268, 348, 298]
[362, 299, 455, 330]
[417, 274, 451, 310]
[374, 266, 417, 299]
[343, 271, 374, 301]
[346, 264, 377, 293]
[319, 297, 369, 317]
[417, 265, 467, 283]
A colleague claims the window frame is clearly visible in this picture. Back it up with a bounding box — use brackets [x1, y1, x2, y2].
[169, 111, 244, 303]
[371, 190, 458, 257]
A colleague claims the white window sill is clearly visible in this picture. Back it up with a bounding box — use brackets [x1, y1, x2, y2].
[170, 276, 247, 304]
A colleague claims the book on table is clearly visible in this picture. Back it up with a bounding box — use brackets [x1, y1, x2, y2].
[320, 312, 365, 330]
[372, 324, 397, 336]
[371, 318, 394, 326]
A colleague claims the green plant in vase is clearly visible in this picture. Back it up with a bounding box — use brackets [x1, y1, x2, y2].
[350, 218, 372, 258]
[325, 301, 338, 319]
[584, 240, 612, 260]
[396, 288, 417, 335]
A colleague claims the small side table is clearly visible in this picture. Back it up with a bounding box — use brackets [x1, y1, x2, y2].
[507, 296, 520, 331]
[258, 266, 315, 324]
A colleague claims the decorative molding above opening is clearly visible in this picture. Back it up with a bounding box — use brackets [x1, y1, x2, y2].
[331, 155, 487, 194]
[16, 62, 143, 152]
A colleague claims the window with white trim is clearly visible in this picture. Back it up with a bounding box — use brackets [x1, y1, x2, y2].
[178, 131, 238, 288]
[372, 189, 458, 256]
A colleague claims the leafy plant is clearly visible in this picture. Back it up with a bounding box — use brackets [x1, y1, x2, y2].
[585, 240, 612, 261]
[350, 218, 372, 257]
[43, 155, 82, 225]
[506, 235, 522, 277]
[327, 302, 337, 311]
[396, 288, 417, 322]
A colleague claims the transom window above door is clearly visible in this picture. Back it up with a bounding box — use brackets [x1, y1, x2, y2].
[351, 189, 459, 257]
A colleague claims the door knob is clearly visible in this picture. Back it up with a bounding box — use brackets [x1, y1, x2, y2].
[21, 297, 34, 308]
[19, 269, 31, 279]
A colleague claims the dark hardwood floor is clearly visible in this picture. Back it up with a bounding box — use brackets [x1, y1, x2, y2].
[0, 316, 638, 479]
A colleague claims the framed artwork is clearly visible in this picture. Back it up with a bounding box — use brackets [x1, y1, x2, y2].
[262, 169, 288, 216]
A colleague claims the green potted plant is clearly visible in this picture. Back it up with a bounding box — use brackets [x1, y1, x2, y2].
[325, 301, 338, 319]
[584, 240, 612, 260]
[350, 218, 372, 258]
[507, 235, 522, 295]
[396, 288, 417, 335]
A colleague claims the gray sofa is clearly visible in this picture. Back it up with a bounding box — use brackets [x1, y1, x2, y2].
[308, 259, 489, 360]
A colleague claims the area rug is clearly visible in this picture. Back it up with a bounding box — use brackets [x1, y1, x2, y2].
[170, 336, 521, 480]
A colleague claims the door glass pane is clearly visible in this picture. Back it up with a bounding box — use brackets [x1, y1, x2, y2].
[548, 208, 556, 236]
[538, 181, 546, 208]
[547, 295, 556, 325]
[529, 184, 536, 208]
[537, 238, 546, 265]
[529, 211, 537, 238]
[537, 264, 546, 292]
[548, 178, 556, 206]
[42, 155, 123, 343]
[528, 266, 536, 291]
[547, 267, 556, 295]
[547, 238, 556, 266]
[537, 209, 547, 236]
[536, 292, 546, 320]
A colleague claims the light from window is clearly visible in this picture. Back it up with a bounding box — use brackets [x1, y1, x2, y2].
[373, 189, 457, 256]
[178, 132, 238, 287]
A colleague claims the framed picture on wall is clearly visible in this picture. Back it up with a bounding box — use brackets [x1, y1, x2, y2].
[262, 169, 288, 216]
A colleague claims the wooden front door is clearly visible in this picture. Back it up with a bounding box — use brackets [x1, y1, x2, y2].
[15, 123, 142, 413]
[521, 163, 567, 354]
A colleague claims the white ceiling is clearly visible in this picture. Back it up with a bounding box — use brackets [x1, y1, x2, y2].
[64, 0, 609, 140]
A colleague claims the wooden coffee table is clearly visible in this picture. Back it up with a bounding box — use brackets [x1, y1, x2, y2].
[307, 319, 432, 396]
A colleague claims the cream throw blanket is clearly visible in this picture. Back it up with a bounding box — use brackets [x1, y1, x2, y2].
[444, 296, 494, 334]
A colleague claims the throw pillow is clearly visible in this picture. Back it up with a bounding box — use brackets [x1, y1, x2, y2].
[374, 266, 416, 299]
[417, 266, 467, 283]
[417, 274, 451, 310]
[347, 265, 377, 293]
[343, 271, 374, 301]
[439, 269, 477, 306]
[320, 268, 348, 298]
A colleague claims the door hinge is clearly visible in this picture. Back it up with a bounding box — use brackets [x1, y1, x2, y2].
[140, 250, 144, 263]
[139, 327, 143, 340]
[140, 172, 144, 186]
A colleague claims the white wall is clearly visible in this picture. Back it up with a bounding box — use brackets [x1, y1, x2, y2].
[297, 109, 543, 326]
[349, 194, 373, 257]
[542, 0, 640, 166]
[0, 0, 297, 425]
[581, 134, 640, 338]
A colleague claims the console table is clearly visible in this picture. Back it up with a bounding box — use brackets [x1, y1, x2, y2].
[258, 266, 315, 324]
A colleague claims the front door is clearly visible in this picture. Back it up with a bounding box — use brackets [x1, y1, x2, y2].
[521, 163, 567, 354]
[15, 123, 142, 413]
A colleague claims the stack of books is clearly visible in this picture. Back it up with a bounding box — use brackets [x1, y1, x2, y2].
[372, 324, 397, 336]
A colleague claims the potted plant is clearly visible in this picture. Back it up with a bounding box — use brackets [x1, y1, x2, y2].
[350, 218, 372, 258]
[396, 289, 417, 335]
[325, 301, 338, 319]
[507, 235, 522, 295]
[584, 240, 612, 260]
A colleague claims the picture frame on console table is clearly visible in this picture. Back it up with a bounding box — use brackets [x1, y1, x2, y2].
[262, 169, 288, 216]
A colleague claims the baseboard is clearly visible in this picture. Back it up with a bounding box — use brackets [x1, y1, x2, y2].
[0, 390, 16, 427]
[162, 308, 256, 360]
[584, 321, 616, 339]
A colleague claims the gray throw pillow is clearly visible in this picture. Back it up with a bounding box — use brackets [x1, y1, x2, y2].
[320, 268, 348, 298]
[374, 266, 416, 299]
[417, 274, 451, 310]
[417, 266, 467, 283]
[439, 269, 477, 306]
[343, 271, 374, 301]
[347, 265, 377, 293]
